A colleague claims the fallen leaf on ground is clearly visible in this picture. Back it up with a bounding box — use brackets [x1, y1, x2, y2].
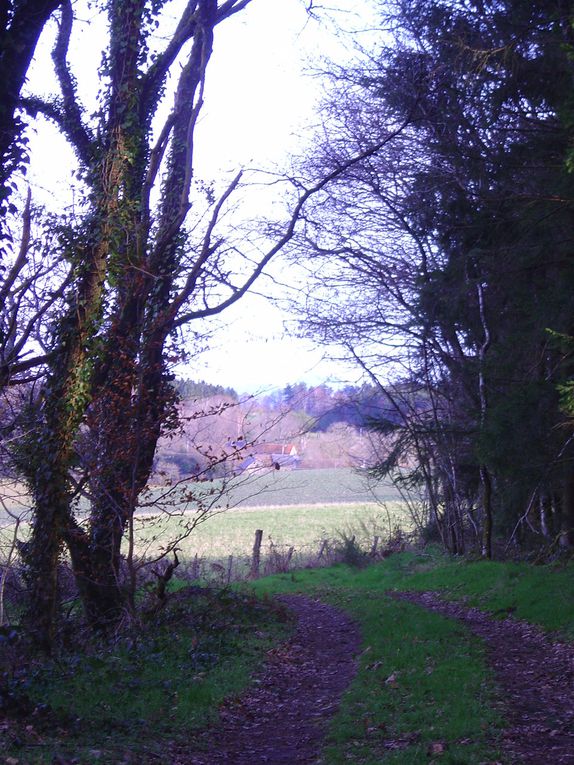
[427, 741, 448, 756]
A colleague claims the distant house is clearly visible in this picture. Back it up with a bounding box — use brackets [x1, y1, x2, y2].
[235, 442, 300, 473]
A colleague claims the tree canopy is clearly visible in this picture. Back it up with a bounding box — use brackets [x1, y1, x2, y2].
[2, 0, 574, 652]
[294, 0, 574, 556]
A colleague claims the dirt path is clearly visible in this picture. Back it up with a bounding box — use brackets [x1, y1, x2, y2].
[176, 594, 361, 765]
[395, 591, 574, 764]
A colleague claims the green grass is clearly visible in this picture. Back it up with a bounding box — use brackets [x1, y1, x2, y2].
[132, 499, 411, 565]
[5, 549, 573, 763]
[134, 468, 407, 563]
[325, 598, 498, 765]
[1, 470, 410, 571]
[1, 469, 401, 523]
[247, 549, 574, 763]
[356, 550, 574, 638]
[248, 564, 501, 764]
[4, 589, 293, 763]
[250, 546, 574, 637]
[214, 467, 403, 507]
[143, 467, 402, 510]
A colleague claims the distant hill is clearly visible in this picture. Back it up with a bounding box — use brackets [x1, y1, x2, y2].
[152, 379, 407, 483]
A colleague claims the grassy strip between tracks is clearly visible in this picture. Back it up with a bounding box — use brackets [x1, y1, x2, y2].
[249, 548, 574, 765]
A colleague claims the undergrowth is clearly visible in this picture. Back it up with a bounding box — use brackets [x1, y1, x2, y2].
[1, 588, 292, 763]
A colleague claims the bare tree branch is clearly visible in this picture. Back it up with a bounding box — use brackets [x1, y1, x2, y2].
[141, 1, 200, 116]
[0, 189, 31, 306]
[171, 118, 413, 327]
[51, 0, 94, 166]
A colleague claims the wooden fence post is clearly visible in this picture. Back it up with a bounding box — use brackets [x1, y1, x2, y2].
[226, 555, 233, 584]
[370, 535, 380, 557]
[191, 553, 200, 580]
[250, 529, 263, 579]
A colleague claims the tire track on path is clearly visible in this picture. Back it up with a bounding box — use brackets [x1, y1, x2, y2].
[394, 591, 574, 764]
[179, 594, 360, 765]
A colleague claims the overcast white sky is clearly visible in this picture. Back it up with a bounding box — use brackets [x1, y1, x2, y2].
[23, 0, 376, 394]
[180, 0, 365, 393]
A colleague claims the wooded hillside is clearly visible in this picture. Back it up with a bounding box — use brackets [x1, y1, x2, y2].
[153, 379, 404, 479]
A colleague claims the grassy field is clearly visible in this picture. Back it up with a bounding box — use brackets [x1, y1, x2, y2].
[212, 467, 403, 507]
[138, 466, 404, 517]
[1, 468, 401, 522]
[132, 500, 411, 574]
[133, 469, 411, 570]
[1, 469, 413, 573]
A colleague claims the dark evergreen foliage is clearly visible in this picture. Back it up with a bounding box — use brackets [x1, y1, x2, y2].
[296, 0, 574, 555]
[172, 378, 239, 401]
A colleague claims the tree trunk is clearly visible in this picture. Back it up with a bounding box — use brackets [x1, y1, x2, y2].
[560, 463, 574, 548]
[64, 521, 126, 631]
[480, 464, 493, 559]
[21, 478, 68, 652]
[0, 0, 62, 220]
[22, 274, 106, 649]
[67, 328, 173, 627]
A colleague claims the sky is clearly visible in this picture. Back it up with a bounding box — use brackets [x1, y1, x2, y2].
[23, 0, 377, 394]
[178, 0, 366, 393]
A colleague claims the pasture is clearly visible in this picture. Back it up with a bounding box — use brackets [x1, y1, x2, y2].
[134, 467, 412, 570]
[1, 469, 415, 576]
[211, 466, 403, 508]
[133, 499, 412, 567]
